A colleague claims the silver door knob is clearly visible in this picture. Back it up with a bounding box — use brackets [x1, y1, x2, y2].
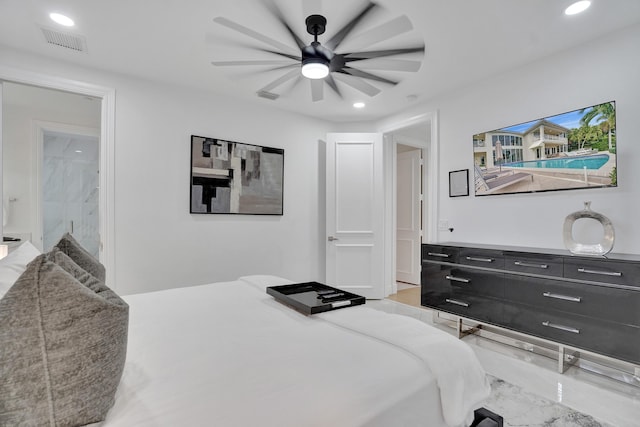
[328, 236, 339, 241]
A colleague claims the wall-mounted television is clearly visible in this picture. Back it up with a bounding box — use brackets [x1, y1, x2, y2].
[472, 101, 616, 196]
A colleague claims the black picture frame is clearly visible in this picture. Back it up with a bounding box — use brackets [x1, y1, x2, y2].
[190, 135, 284, 215]
[449, 169, 469, 197]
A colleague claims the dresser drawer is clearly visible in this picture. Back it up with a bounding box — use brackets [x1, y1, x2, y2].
[422, 245, 458, 263]
[564, 257, 640, 288]
[504, 305, 640, 364]
[422, 292, 504, 325]
[422, 264, 504, 299]
[459, 248, 504, 269]
[504, 275, 640, 326]
[504, 252, 563, 277]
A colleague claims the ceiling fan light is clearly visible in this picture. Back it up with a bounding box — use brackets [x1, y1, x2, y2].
[301, 60, 329, 79]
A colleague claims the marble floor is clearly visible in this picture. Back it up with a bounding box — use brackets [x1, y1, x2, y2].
[367, 297, 640, 427]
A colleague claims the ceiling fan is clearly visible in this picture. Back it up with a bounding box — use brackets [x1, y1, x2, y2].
[211, 0, 425, 102]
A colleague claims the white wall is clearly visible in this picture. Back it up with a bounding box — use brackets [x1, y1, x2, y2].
[0, 46, 333, 295]
[371, 24, 640, 254]
[113, 79, 331, 294]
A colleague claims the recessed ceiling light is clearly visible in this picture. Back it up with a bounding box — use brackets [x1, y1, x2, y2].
[75, 150, 83, 153]
[50, 13, 75, 27]
[565, 1, 591, 15]
[353, 102, 365, 109]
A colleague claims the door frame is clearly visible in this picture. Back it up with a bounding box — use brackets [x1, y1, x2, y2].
[0, 64, 116, 290]
[381, 111, 439, 296]
[33, 121, 100, 252]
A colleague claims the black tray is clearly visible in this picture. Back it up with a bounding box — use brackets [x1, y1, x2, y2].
[267, 282, 365, 315]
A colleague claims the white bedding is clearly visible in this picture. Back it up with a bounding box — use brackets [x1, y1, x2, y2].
[100, 276, 490, 427]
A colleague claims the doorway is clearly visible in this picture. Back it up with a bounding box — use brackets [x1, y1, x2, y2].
[396, 143, 422, 286]
[0, 68, 115, 288]
[382, 114, 437, 307]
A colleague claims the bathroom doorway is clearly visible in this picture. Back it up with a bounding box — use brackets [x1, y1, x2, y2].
[0, 70, 115, 288]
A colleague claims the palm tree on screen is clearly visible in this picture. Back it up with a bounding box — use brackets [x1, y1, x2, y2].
[580, 102, 616, 151]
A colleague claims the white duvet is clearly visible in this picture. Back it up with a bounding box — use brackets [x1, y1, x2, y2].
[100, 276, 489, 427]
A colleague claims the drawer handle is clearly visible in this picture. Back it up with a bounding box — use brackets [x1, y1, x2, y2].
[543, 292, 581, 303]
[445, 298, 469, 307]
[427, 252, 450, 258]
[577, 268, 622, 277]
[465, 256, 494, 263]
[514, 261, 548, 269]
[542, 321, 580, 334]
[445, 275, 470, 283]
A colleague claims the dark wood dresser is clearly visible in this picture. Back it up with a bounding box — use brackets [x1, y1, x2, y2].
[421, 243, 640, 369]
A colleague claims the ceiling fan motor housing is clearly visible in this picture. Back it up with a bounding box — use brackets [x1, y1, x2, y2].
[302, 42, 331, 62]
[301, 41, 331, 79]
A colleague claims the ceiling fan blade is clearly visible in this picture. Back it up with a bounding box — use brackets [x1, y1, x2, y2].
[263, 0, 307, 50]
[325, 1, 378, 51]
[275, 74, 304, 98]
[337, 15, 413, 51]
[266, 63, 303, 72]
[344, 58, 421, 72]
[211, 59, 296, 67]
[339, 67, 398, 85]
[259, 69, 301, 93]
[255, 48, 302, 62]
[213, 17, 299, 56]
[332, 73, 381, 97]
[343, 46, 425, 60]
[311, 79, 323, 102]
[221, 64, 299, 82]
[325, 75, 343, 99]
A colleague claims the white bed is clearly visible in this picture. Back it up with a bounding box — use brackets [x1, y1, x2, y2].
[99, 275, 490, 427]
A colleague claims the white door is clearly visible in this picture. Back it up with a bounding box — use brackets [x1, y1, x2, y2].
[396, 149, 421, 285]
[326, 133, 385, 299]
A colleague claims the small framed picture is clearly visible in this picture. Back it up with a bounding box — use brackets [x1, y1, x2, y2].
[449, 169, 469, 197]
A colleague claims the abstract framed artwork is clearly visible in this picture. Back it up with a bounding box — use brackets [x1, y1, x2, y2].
[190, 135, 284, 215]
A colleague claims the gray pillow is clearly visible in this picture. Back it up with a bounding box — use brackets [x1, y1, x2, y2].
[54, 232, 106, 282]
[47, 247, 106, 295]
[0, 253, 128, 426]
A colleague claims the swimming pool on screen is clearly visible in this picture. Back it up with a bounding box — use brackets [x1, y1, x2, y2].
[505, 154, 609, 170]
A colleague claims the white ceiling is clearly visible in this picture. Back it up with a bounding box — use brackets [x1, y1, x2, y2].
[1, 0, 639, 123]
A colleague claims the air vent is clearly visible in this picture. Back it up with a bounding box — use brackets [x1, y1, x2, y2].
[257, 90, 279, 101]
[40, 27, 87, 52]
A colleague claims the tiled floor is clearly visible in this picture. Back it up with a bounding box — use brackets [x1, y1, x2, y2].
[367, 296, 640, 427]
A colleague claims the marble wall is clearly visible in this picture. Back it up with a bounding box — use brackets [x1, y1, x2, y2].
[42, 131, 99, 257]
